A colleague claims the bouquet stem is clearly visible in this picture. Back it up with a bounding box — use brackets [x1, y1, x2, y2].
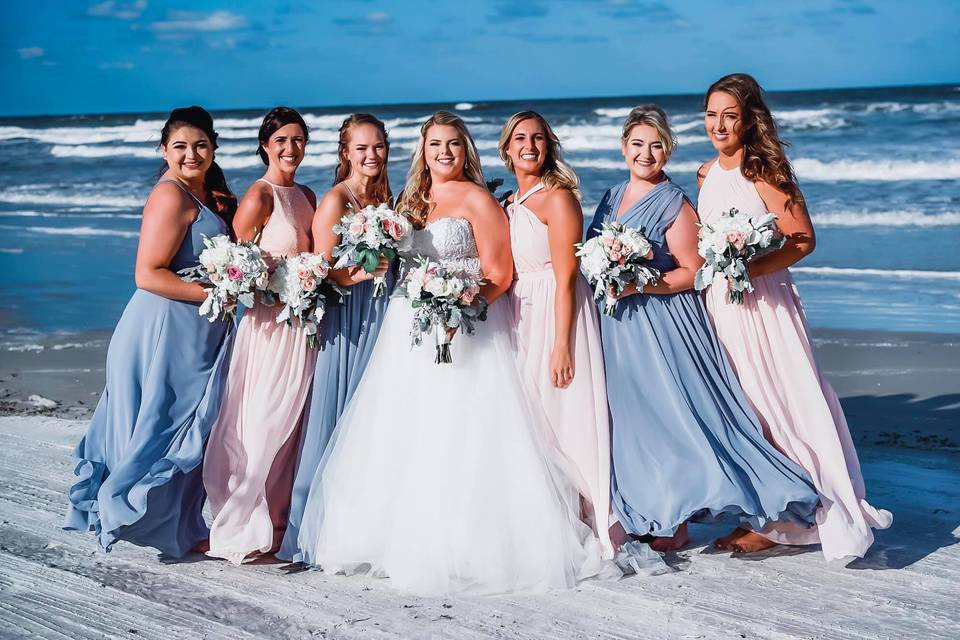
[603, 294, 618, 317]
[434, 324, 453, 364]
[373, 274, 387, 297]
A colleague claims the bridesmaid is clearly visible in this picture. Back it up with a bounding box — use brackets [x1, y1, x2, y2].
[203, 107, 318, 564]
[591, 105, 820, 552]
[276, 114, 393, 562]
[499, 111, 614, 557]
[698, 73, 892, 557]
[64, 106, 237, 557]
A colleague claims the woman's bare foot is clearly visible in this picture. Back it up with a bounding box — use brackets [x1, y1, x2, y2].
[731, 531, 778, 554]
[609, 521, 629, 552]
[650, 522, 689, 552]
[190, 539, 210, 554]
[712, 527, 750, 551]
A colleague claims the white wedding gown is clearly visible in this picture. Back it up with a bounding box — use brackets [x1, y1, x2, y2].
[297, 217, 621, 595]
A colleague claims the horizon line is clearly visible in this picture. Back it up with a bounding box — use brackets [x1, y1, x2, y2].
[2, 80, 957, 121]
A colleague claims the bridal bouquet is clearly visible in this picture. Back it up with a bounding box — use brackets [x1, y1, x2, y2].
[399, 257, 488, 364]
[178, 234, 270, 322]
[576, 222, 661, 316]
[261, 252, 345, 347]
[332, 203, 414, 297]
[693, 207, 784, 304]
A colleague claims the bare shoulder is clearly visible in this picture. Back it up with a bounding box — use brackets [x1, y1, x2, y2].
[144, 181, 194, 222]
[696, 157, 718, 184]
[317, 186, 350, 212]
[463, 183, 504, 219]
[240, 180, 275, 207]
[539, 187, 582, 222]
[297, 184, 318, 209]
[753, 179, 791, 208]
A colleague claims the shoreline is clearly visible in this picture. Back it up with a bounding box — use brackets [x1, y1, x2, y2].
[1, 325, 957, 451]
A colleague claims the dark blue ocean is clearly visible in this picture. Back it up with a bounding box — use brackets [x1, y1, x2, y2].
[2, 84, 959, 351]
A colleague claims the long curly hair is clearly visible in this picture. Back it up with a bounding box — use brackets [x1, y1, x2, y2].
[705, 73, 804, 205]
[396, 111, 485, 228]
[498, 110, 581, 201]
[333, 113, 392, 205]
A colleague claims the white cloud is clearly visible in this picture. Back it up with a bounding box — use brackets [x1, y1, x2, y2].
[17, 47, 44, 60]
[99, 61, 135, 70]
[150, 10, 247, 32]
[367, 12, 391, 23]
[87, 0, 147, 20]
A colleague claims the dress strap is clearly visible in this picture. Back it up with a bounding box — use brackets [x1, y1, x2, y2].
[341, 182, 365, 211]
[157, 178, 205, 210]
[514, 182, 545, 207]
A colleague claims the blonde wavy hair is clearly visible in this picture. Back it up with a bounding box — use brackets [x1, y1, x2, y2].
[333, 113, 392, 206]
[705, 74, 804, 205]
[396, 111, 486, 228]
[621, 104, 676, 161]
[498, 110, 581, 201]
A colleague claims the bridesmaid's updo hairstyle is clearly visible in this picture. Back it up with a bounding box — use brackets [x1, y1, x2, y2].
[621, 104, 676, 161]
[397, 111, 486, 229]
[498, 110, 581, 201]
[158, 106, 238, 228]
[257, 106, 309, 165]
[705, 73, 803, 205]
[334, 113, 392, 206]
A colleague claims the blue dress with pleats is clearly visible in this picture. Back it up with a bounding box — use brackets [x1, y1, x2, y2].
[64, 183, 232, 557]
[589, 179, 819, 537]
[276, 271, 394, 562]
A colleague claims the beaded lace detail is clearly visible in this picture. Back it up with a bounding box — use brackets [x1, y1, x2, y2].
[402, 217, 481, 277]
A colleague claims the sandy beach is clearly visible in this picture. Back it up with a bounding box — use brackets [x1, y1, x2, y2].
[4, 326, 957, 450]
[0, 325, 958, 637]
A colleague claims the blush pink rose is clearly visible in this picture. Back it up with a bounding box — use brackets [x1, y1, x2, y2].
[302, 277, 317, 292]
[609, 250, 622, 262]
[382, 219, 403, 240]
[226, 265, 243, 281]
[726, 230, 748, 252]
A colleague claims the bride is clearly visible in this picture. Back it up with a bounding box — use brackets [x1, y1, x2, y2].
[296, 111, 619, 595]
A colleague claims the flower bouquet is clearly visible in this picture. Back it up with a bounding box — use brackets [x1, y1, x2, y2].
[178, 234, 270, 322]
[398, 257, 488, 364]
[693, 207, 784, 304]
[261, 252, 345, 347]
[576, 222, 661, 316]
[332, 203, 414, 296]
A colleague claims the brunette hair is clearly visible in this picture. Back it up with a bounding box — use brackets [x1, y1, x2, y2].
[257, 106, 309, 165]
[705, 73, 804, 204]
[621, 104, 676, 161]
[498, 110, 581, 201]
[333, 113, 392, 205]
[396, 111, 485, 228]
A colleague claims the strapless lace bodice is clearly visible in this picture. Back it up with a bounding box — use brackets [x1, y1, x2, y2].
[402, 217, 481, 277]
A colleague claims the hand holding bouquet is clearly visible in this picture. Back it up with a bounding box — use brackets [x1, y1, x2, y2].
[178, 234, 270, 322]
[576, 222, 661, 316]
[693, 207, 785, 304]
[261, 252, 345, 347]
[332, 203, 414, 296]
[399, 257, 488, 364]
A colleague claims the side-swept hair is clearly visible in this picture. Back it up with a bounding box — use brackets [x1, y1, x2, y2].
[705, 73, 804, 205]
[498, 110, 581, 201]
[396, 111, 485, 228]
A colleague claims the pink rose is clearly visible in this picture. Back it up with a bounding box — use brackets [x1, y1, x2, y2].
[312, 263, 328, 277]
[460, 285, 479, 305]
[726, 230, 747, 252]
[226, 265, 243, 281]
[302, 277, 317, 292]
[609, 250, 622, 262]
[381, 219, 403, 241]
[611, 240, 623, 252]
[209, 272, 221, 282]
[297, 266, 311, 279]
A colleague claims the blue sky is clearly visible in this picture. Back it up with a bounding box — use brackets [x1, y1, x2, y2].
[3, 0, 958, 116]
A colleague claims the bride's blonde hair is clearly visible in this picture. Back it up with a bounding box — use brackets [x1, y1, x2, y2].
[498, 110, 581, 201]
[397, 111, 486, 228]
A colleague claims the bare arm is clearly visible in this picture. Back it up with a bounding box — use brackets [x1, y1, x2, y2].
[696, 158, 716, 190]
[232, 181, 273, 242]
[543, 189, 583, 388]
[617, 200, 703, 297]
[469, 189, 514, 304]
[749, 180, 815, 277]
[311, 189, 385, 287]
[134, 183, 210, 302]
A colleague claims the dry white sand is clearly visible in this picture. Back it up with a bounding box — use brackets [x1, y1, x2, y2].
[1, 415, 958, 640]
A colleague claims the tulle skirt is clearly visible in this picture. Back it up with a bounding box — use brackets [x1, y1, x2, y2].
[298, 297, 618, 595]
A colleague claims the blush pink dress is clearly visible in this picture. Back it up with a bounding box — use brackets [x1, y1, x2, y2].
[507, 183, 613, 558]
[698, 161, 892, 561]
[204, 178, 319, 564]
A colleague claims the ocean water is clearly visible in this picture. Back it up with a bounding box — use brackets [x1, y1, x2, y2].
[2, 84, 959, 349]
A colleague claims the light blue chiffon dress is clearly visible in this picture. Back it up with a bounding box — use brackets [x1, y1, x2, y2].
[589, 179, 819, 538]
[64, 181, 232, 557]
[276, 262, 394, 562]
